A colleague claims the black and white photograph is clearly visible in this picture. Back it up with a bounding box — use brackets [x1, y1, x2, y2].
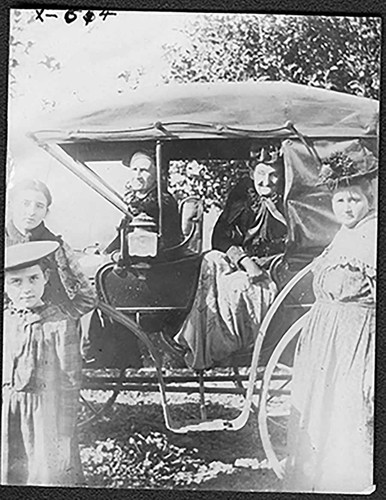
[2, 9, 380, 493]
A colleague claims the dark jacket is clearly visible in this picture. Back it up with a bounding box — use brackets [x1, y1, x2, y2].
[105, 187, 183, 255]
[212, 177, 287, 264]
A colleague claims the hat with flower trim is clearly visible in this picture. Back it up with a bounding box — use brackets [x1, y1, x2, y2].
[318, 143, 378, 190]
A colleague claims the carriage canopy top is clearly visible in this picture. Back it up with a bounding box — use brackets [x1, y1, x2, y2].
[28, 81, 379, 267]
[31, 81, 379, 145]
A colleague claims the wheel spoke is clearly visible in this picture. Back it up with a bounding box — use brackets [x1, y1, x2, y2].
[78, 368, 126, 429]
[80, 393, 100, 415]
[267, 416, 288, 430]
[267, 375, 291, 404]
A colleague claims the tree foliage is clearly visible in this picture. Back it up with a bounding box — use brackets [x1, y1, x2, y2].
[168, 159, 250, 210]
[9, 10, 36, 96]
[163, 14, 381, 99]
[9, 9, 62, 101]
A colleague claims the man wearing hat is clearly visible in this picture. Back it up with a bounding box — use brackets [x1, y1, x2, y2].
[105, 149, 183, 254]
[98, 149, 185, 368]
[2, 241, 96, 486]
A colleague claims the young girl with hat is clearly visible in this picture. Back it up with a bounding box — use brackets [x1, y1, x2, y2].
[283, 146, 377, 493]
[1, 241, 96, 486]
[5, 178, 98, 363]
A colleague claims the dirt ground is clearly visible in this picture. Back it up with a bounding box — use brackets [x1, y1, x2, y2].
[78, 368, 287, 491]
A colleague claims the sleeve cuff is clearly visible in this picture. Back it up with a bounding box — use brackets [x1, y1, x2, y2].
[226, 246, 248, 267]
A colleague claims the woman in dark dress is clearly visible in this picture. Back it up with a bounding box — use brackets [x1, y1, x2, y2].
[173, 152, 287, 370]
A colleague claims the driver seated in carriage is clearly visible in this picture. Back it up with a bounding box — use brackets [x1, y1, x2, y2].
[105, 149, 183, 256]
[164, 146, 288, 370]
[88, 149, 194, 368]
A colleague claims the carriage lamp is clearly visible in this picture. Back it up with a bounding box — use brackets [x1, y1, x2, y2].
[127, 212, 158, 258]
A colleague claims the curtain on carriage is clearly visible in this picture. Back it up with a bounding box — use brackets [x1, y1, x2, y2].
[282, 138, 378, 270]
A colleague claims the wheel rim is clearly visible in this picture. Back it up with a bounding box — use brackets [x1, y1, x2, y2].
[258, 314, 307, 479]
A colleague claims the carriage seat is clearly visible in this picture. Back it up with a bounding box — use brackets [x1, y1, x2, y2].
[163, 196, 204, 255]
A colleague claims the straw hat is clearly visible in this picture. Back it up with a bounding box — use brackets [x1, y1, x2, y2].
[5, 241, 59, 271]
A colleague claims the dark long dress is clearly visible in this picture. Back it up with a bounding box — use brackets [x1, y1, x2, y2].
[284, 212, 376, 493]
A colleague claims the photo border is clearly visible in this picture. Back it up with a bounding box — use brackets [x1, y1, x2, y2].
[0, 1, 385, 499]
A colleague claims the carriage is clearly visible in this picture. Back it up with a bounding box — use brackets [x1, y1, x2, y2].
[29, 81, 379, 478]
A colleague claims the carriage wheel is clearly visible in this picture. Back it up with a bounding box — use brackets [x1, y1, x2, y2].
[78, 368, 125, 429]
[258, 314, 306, 479]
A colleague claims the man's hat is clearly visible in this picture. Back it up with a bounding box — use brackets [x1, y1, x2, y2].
[5, 241, 59, 271]
[122, 150, 155, 168]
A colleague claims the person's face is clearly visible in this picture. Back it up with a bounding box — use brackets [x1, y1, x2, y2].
[252, 163, 279, 197]
[125, 156, 156, 194]
[332, 185, 370, 228]
[11, 189, 49, 233]
[5, 264, 48, 309]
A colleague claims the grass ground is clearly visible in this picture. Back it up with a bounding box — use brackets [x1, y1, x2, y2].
[78, 368, 287, 491]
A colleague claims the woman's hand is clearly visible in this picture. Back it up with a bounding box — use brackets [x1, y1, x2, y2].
[239, 256, 266, 282]
[123, 188, 135, 206]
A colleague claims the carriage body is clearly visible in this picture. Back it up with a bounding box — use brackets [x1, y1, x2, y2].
[30, 81, 378, 436]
